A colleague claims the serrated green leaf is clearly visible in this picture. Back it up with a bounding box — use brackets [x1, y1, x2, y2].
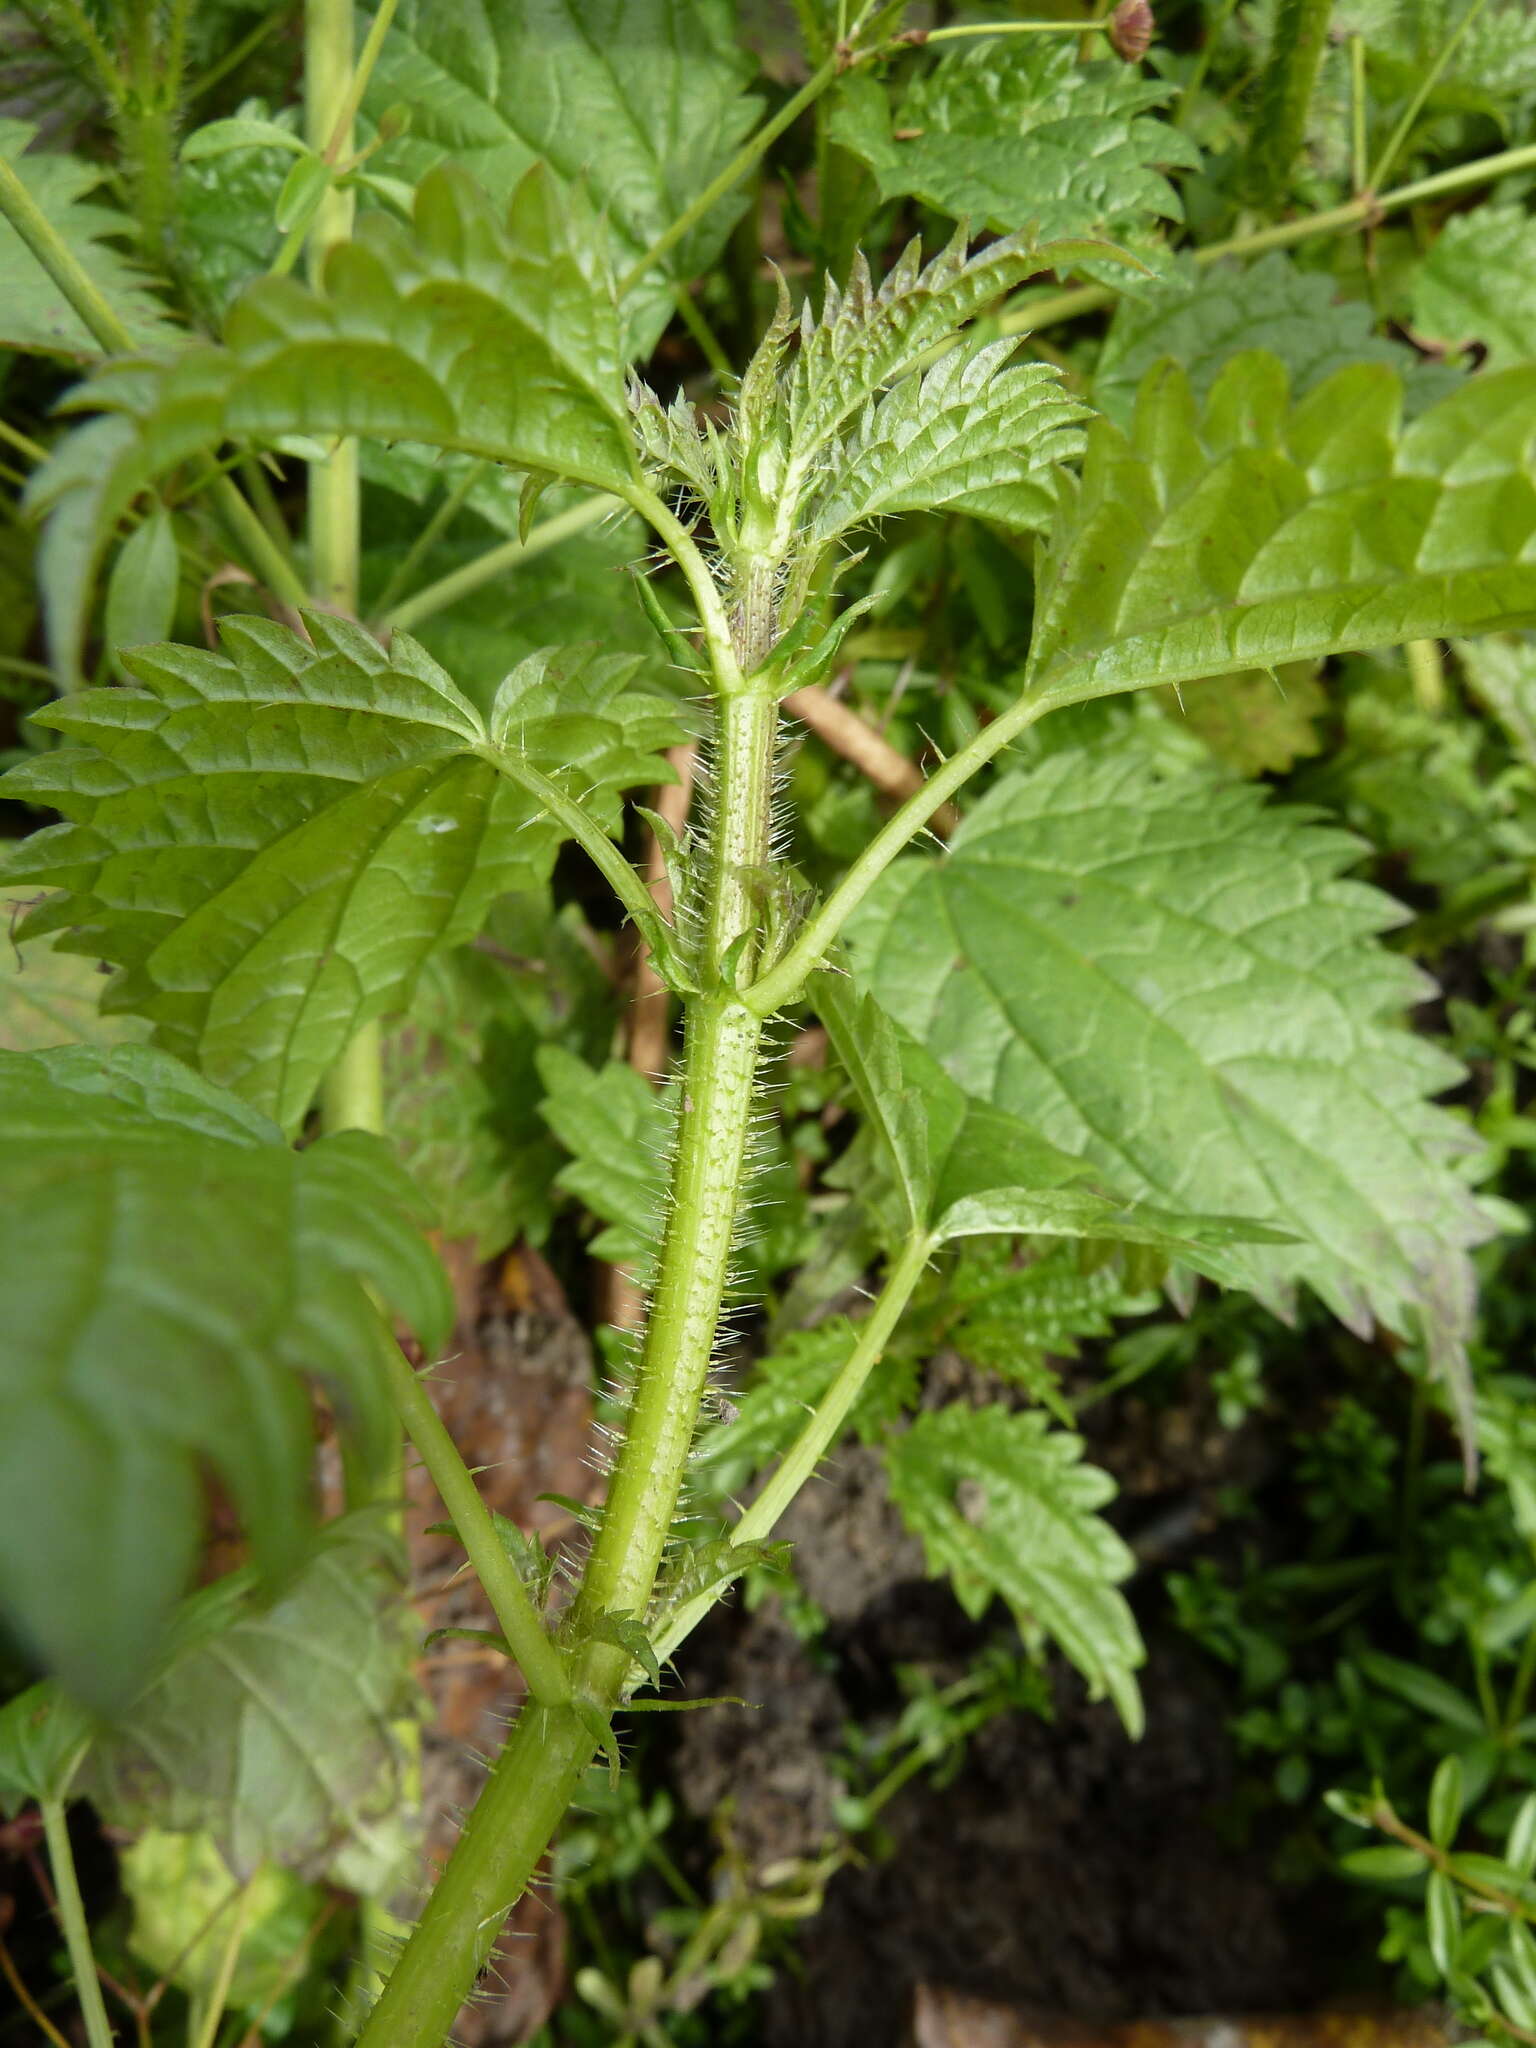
[0, 1681, 94, 1815]
[536, 1046, 673, 1271]
[648, 225, 1102, 599]
[1414, 206, 1536, 370]
[85, 1518, 415, 1886]
[0, 119, 176, 357]
[34, 161, 637, 643]
[1093, 252, 1445, 435]
[0, 618, 685, 1132]
[829, 42, 1197, 275]
[818, 972, 1280, 1263]
[1028, 351, 1536, 713]
[364, 0, 761, 351]
[0, 885, 151, 1053]
[809, 333, 1088, 543]
[885, 1404, 1143, 1734]
[850, 729, 1496, 1442]
[0, 1044, 450, 1708]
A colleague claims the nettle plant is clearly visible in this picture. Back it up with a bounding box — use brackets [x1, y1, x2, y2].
[5, 1, 1536, 2044]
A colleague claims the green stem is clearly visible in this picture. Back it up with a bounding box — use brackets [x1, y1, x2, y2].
[745, 687, 1051, 1016]
[354, 1698, 597, 2048]
[1242, 0, 1333, 206]
[652, 1229, 931, 1668]
[186, 0, 293, 104]
[0, 145, 137, 354]
[318, 1016, 384, 1132]
[477, 749, 676, 963]
[1349, 33, 1368, 195]
[188, 1873, 257, 2048]
[924, 18, 1098, 39]
[320, 0, 398, 162]
[379, 494, 615, 635]
[377, 1329, 571, 1707]
[40, 1798, 114, 2048]
[1369, 0, 1491, 192]
[305, 0, 360, 619]
[212, 474, 308, 611]
[996, 138, 1536, 339]
[370, 461, 489, 620]
[617, 53, 842, 297]
[622, 482, 742, 691]
[671, 283, 734, 380]
[1407, 638, 1447, 715]
[356, 679, 783, 2048]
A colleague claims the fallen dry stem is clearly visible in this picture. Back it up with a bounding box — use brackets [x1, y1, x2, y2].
[786, 682, 959, 837]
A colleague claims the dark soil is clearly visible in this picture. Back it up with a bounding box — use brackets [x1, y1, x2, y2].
[668, 1385, 1357, 2048]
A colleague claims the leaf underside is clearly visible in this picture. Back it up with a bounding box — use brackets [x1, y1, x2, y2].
[86, 1517, 415, 1887]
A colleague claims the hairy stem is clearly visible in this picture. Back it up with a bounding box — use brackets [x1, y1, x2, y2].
[652, 1228, 932, 1667]
[746, 687, 1050, 1015]
[357, 664, 782, 2048]
[376, 1329, 571, 1707]
[353, 1699, 597, 2047]
[1242, 0, 1333, 206]
[40, 1798, 113, 2048]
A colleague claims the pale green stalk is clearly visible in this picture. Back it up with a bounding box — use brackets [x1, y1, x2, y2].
[188, 1873, 257, 2048]
[318, 1017, 384, 1133]
[617, 54, 843, 297]
[376, 1330, 572, 1706]
[305, 0, 360, 622]
[379, 494, 616, 634]
[924, 18, 1098, 39]
[40, 1797, 114, 2048]
[1369, 0, 1491, 192]
[997, 137, 1536, 338]
[356, 530, 784, 2043]
[370, 460, 490, 620]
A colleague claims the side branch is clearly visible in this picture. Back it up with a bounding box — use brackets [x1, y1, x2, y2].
[745, 688, 1052, 1015]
